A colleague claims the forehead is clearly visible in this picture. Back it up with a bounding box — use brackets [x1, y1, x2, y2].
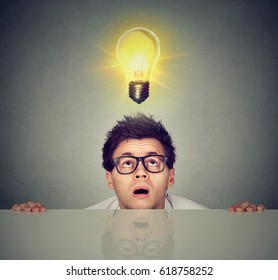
[113, 138, 165, 157]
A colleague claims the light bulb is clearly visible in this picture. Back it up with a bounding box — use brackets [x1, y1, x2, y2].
[116, 27, 160, 104]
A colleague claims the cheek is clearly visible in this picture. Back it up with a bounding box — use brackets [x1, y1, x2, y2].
[112, 174, 130, 189]
[152, 174, 170, 189]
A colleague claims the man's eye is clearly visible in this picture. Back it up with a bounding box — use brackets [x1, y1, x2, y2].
[147, 159, 159, 166]
[122, 161, 133, 167]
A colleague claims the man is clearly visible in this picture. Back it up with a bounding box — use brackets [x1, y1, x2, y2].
[12, 113, 265, 211]
[87, 113, 206, 209]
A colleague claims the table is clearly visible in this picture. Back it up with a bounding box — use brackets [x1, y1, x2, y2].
[0, 209, 277, 259]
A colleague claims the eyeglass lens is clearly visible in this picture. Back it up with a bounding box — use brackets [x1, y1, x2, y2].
[115, 155, 166, 174]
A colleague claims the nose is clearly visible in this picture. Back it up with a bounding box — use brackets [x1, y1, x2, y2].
[133, 236, 147, 252]
[134, 161, 149, 179]
[134, 236, 147, 243]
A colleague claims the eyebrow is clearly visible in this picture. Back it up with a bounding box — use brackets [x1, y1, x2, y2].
[121, 152, 159, 156]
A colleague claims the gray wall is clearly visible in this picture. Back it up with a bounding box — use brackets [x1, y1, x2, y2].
[1, 0, 277, 209]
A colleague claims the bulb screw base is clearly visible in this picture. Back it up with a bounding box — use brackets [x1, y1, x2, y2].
[129, 81, 150, 104]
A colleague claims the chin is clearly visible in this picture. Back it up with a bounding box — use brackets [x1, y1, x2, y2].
[128, 202, 161, 210]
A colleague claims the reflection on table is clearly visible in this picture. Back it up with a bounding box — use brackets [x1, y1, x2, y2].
[102, 210, 174, 259]
[0, 209, 277, 259]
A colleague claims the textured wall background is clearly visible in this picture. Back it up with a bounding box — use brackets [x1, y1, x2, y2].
[1, 0, 277, 209]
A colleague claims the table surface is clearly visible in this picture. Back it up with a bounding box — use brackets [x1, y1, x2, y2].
[1, 209, 277, 260]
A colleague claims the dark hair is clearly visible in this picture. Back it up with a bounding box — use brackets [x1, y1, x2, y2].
[102, 113, 176, 171]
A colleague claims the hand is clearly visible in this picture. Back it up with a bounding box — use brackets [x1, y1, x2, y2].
[11, 201, 46, 212]
[228, 201, 265, 212]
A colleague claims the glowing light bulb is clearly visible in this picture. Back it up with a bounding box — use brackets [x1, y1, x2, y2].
[116, 27, 160, 104]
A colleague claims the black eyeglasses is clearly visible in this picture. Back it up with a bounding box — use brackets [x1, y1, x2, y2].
[114, 239, 163, 257]
[112, 155, 168, 174]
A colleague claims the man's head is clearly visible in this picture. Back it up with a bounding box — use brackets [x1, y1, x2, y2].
[102, 210, 175, 259]
[102, 113, 176, 209]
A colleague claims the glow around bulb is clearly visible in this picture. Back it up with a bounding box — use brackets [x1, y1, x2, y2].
[116, 27, 160, 104]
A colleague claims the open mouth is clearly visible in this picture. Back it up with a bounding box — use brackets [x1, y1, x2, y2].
[133, 222, 149, 228]
[134, 189, 149, 195]
[133, 187, 150, 197]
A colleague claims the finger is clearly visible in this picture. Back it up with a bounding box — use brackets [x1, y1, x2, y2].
[27, 201, 37, 209]
[246, 204, 256, 212]
[228, 206, 235, 212]
[40, 206, 47, 212]
[227, 202, 240, 212]
[35, 202, 43, 208]
[20, 203, 28, 210]
[256, 204, 265, 211]
[12, 204, 22, 211]
[235, 206, 244, 212]
[36, 202, 46, 210]
[239, 201, 250, 211]
[233, 203, 240, 208]
[23, 206, 32, 212]
[32, 207, 40, 212]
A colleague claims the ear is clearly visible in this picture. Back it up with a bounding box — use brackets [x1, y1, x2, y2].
[106, 171, 114, 190]
[167, 168, 175, 188]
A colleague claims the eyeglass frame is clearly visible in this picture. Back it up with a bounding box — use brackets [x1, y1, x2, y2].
[113, 238, 164, 257]
[112, 155, 168, 175]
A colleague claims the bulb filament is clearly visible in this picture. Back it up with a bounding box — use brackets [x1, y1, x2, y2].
[134, 70, 144, 80]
